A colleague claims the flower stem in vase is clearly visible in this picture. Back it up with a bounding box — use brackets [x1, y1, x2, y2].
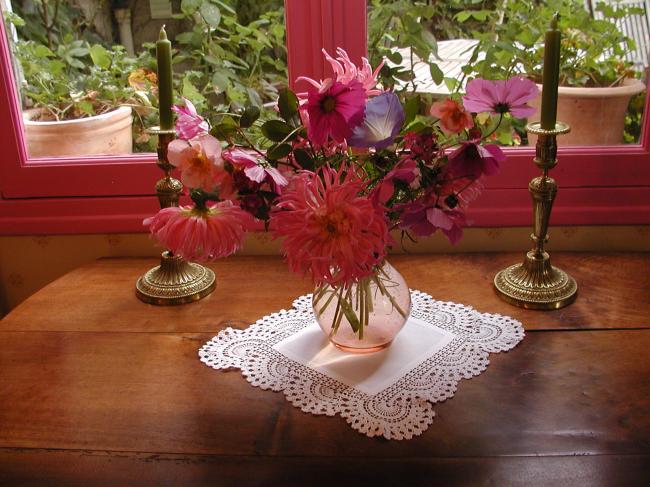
[312, 261, 412, 353]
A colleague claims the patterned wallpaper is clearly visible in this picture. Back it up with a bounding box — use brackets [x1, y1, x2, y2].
[1, 226, 649, 316]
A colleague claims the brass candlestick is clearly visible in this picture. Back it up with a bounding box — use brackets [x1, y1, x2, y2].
[494, 121, 577, 310]
[135, 127, 216, 305]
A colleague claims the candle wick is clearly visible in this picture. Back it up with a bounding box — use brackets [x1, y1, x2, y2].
[551, 12, 560, 29]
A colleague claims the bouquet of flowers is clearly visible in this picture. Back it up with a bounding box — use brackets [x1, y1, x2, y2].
[145, 48, 537, 342]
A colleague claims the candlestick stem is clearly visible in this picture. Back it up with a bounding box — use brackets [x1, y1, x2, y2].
[135, 128, 216, 305]
[494, 121, 577, 310]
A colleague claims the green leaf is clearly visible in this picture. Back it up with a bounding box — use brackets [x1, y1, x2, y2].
[211, 70, 230, 93]
[210, 116, 238, 139]
[261, 120, 294, 142]
[239, 105, 260, 128]
[200, 3, 221, 28]
[181, 0, 201, 15]
[226, 85, 247, 106]
[76, 100, 94, 116]
[455, 11, 472, 23]
[89, 44, 111, 70]
[182, 77, 206, 107]
[387, 51, 403, 64]
[404, 95, 420, 126]
[420, 29, 437, 54]
[266, 143, 292, 160]
[4, 11, 25, 26]
[471, 10, 489, 21]
[277, 89, 299, 122]
[443, 77, 460, 92]
[210, 0, 236, 15]
[34, 45, 54, 58]
[429, 63, 444, 85]
[293, 148, 314, 170]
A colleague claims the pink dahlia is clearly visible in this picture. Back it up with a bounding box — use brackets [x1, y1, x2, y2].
[462, 77, 538, 118]
[297, 48, 384, 96]
[304, 79, 366, 145]
[223, 148, 288, 193]
[143, 201, 254, 262]
[447, 141, 506, 179]
[172, 97, 209, 140]
[430, 98, 474, 134]
[272, 166, 390, 287]
[167, 134, 223, 191]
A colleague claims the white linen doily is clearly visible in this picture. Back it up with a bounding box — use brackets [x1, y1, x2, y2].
[199, 290, 525, 440]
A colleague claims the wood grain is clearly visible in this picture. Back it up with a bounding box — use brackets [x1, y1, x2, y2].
[1, 449, 648, 487]
[1, 253, 649, 484]
[1, 252, 648, 333]
[0, 330, 648, 458]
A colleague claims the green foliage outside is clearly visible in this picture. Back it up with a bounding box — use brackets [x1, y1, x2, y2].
[461, 0, 641, 87]
[4, 0, 646, 150]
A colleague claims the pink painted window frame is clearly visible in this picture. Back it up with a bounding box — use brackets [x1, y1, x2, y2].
[1, 0, 649, 235]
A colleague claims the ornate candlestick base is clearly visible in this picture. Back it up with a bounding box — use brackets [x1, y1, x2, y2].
[136, 251, 216, 305]
[494, 250, 577, 310]
[136, 127, 216, 305]
[494, 121, 577, 310]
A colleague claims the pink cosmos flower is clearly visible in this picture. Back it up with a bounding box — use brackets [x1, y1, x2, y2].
[304, 79, 366, 145]
[172, 97, 209, 140]
[462, 77, 538, 118]
[271, 165, 390, 287]
[223, 148, 288, 193]
[447, 141, 506, 179]
[397, 202, 467, 245]
[143, 201, 254, 262]
[430, 98, 474, 134]
[297, 48, 384, 96]
[167, 134, 223, 191]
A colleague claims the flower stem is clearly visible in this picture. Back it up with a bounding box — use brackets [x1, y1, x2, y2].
[481, 112, 504, 141]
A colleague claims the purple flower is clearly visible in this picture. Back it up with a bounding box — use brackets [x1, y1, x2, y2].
[172, 98, 209, 140]
[223, 148, 288, 194]
[447, 142, 506, 179]
[396, 201, 467, 245]
[462, 77, 538, 118]
[348, 92, 405, 149]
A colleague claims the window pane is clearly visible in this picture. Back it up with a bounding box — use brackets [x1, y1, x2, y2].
[3, 0, 287, 159]
[371, 0, 648, 147]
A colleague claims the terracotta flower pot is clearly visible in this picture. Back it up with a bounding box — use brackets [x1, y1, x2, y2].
[529, 78, 645, 146]
[22, 106, 133, 158]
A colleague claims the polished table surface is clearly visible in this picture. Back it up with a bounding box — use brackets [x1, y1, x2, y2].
[0, 253, 649, 486]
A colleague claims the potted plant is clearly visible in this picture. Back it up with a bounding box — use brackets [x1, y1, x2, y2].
[6, 6, 156, 157]
[465, 0, 646, 145]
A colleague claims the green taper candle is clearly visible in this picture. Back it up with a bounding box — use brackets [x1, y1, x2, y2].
[156, 26, 174, 130]
[540, 13, 561, 130]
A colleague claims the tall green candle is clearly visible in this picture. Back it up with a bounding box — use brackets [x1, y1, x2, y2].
[156, 26, 174, 130]
[540, 13, 561, 130]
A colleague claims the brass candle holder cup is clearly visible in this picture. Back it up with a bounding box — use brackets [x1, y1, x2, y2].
[494, 121, 577, 310]
[135, 127, 216, 305]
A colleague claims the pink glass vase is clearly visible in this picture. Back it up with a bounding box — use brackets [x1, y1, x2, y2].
[312, 261, 411, 353]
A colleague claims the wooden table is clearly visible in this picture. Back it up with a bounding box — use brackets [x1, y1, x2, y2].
[1, 253, 649, 486]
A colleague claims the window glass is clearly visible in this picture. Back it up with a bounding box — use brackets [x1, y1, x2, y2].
[2, 0, 647, 161]
[371, 0, 647, 147]
[2, 0, 286, 158]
